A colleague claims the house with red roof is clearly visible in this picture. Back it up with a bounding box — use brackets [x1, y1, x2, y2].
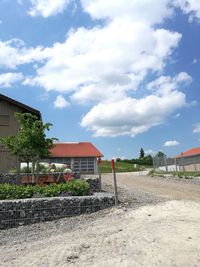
[175, 147, 200, 158]
[175, 147, 200, 172]
[49, 142, 103, 174]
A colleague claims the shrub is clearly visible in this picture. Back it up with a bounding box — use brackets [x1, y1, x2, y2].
[0, 180, 90, 200]
[21, 166, 31, 173]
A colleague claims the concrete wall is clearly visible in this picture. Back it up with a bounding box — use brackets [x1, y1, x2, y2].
[0, 193, 114, 230]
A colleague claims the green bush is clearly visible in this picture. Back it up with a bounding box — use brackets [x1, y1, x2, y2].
[21, 166, 31, 173]
[0, 180, 90, 200]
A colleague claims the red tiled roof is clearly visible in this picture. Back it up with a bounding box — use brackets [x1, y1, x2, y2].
[50, 142, 103, 158]
[176, 147, 200, 158]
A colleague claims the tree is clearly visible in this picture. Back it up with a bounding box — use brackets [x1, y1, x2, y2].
[139, 148, 145, 159]
[0, 113, 56, 179]
[155, 151, 166, 158]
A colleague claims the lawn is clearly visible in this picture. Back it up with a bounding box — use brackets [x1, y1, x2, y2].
[100, 160, 142, 173]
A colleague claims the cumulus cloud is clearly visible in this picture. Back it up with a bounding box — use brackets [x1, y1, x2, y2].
[81, 0, 173, 24]
[24, 21, 181, 96]
[54, 95, 70, 108]
[0, 72, 23, 87]
[163, 140, 180, 147]
[81, 81, 186, 137]
[147, 72, 192, 94]
[2, 0, 195, 137]
[193, 123, 200, 133]
[174, 0, 200, 22]
[28, 0, 69, 17]
[0, 39, 50, 69]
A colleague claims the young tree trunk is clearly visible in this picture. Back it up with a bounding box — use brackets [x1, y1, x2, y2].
[31, 160, 35, 183]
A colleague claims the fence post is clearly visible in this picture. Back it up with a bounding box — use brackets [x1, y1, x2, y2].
[111, 159, 118, 206]
[153, 157, 156, 171]
[194, 157, 197, 172]
[175, 157, 178, 173]
[164, 156, 168, 173]
[181, 153, 185, 172]
[97, 157, 101, 191]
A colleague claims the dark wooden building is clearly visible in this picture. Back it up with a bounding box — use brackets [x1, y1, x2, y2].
[0, 94, 41, 173]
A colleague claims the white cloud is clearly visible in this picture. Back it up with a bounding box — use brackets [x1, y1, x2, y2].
[81, 0, 173, 24]
[0, 20, 2, 24]
[1, 1, 195, 138]
[0, 72, 23, 87]
[193, 123, 200, 133]
[0, 39, 50, 69]
[25, 21, 181, 96]
[81, 82, 186, 137]
[174, 0, 200, 22]
[174, 113, 180, 118]
[28, 0, 69, 17]
[164, 140, 180, 147]
[54, 95, 70, 108]
[193, 58, 198, 64]
[147, 72, 192, 94]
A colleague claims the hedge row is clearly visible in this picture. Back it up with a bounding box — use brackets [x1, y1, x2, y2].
[0, 180, 90, 200]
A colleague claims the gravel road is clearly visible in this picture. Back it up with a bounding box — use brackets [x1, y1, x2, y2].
[0, 174, 200, 267]
[102, 172, 200, 201]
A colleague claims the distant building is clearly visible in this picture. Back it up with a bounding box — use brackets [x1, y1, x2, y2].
[0, 94, 41, 173]
[175, 147, 200, 172]
[48, 142, 103, 174]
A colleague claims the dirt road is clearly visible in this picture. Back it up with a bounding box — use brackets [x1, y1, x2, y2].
[102, 173, 200, 201]
[1, 174, 200, 267]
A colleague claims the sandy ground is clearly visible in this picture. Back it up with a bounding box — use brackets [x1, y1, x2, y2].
[1, 174, 200, 267]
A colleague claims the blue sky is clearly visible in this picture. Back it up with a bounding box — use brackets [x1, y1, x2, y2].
[0, 0, 200, 159]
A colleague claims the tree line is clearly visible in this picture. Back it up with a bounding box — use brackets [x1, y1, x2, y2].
[116, 148, 166, 166]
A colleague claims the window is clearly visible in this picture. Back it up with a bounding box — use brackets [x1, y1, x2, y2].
[0, 115, 9, 126]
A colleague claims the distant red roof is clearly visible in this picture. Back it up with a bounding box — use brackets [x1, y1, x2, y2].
[176, 147, 200, 158]
[50, 142, 103, 158]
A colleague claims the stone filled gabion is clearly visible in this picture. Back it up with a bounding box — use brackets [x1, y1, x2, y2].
[0, 174, 19, 185]
[0, 193, 115, 230]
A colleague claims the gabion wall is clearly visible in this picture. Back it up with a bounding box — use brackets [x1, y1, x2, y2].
[0, 192, 114, 230]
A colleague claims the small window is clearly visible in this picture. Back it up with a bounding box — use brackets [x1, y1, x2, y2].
[0, 115, 9, 126]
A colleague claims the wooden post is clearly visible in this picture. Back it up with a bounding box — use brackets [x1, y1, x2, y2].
[97, 157, 101, 191]
[181, 153, 185, 172]
[194, 157, 197, 172]
[112, 159, 118, 206]
[175, 157, 178, 173]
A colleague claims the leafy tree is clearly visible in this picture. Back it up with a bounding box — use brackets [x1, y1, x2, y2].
[0, 113, 56, 179]
[139, 148, 145, 159]
[155, 151, 166, 158]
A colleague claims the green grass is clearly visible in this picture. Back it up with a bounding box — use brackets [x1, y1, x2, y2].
[100, 160, 142, 173]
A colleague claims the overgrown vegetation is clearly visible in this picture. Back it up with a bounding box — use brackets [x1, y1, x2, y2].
[148, 170, 200, 179]
[0, 180, 90, 200]
[116, 157, 153, 166]
[100, 160, 143, 173]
